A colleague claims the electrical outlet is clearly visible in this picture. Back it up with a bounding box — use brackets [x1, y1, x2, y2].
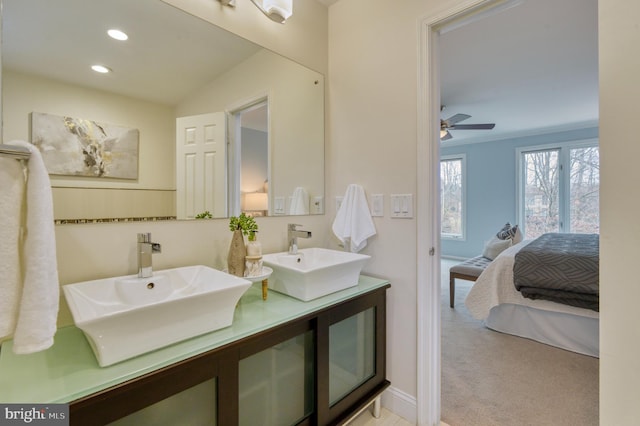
[313, 196, 324, 214]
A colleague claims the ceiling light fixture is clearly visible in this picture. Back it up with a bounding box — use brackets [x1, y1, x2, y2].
[217, 0, 291, 24]
[251, 0, 293, 23]
[91, 65, 112, 74]
[107, 29, 128, 41]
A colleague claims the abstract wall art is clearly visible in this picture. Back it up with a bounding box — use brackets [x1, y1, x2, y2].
[31, 112, 139, 179]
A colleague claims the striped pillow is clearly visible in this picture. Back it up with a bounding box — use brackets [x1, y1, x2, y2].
[496, 223, 519, 240]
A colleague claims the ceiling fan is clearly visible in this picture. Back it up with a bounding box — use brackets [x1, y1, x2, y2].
[440, 113, 495, 141]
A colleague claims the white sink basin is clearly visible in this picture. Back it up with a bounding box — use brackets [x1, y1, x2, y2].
[262, 248, 370, 301]
[63, 265, 251, 366]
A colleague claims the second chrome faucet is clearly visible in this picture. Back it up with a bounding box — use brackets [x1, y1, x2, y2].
[288, 224, 311, 255]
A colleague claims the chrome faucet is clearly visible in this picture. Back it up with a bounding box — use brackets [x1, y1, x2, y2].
[288, 224, 312, 255]
[137, 233, 162, 278]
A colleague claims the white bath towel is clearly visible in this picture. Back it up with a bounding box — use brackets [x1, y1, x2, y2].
[289, 187, 309, 215]
[0, 156, 25, 339]
[0, 140, 59, 354]
[332, 184, 376, 253]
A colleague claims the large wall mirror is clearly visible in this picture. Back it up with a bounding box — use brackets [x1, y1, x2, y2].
[1, 0, 324, 222]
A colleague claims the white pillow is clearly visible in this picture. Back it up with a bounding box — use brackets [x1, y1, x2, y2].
[482, 236, 512, 260]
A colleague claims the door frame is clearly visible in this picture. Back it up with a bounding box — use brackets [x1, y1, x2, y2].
[226, 92, 271, 217]
[416, 1, 511, 424]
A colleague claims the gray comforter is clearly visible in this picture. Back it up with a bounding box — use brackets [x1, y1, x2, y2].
[513, 233, 599, 311]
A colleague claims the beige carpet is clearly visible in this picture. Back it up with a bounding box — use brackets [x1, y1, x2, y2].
[440, 259, 599, 426]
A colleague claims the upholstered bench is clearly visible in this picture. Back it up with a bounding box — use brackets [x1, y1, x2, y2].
[449, 256, 492, 308]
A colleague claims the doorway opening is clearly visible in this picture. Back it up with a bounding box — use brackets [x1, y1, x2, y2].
[418, 0, 599, 424]
[228, 98, 270, 217]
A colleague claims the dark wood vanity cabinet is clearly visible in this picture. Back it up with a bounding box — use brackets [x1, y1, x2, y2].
[69, 283, 390, 426]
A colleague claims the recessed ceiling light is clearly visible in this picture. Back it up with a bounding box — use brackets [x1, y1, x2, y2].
[107, 29, 128, 41]
[91, 65, 112, 74]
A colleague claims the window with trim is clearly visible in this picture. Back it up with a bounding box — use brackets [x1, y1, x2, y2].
[517, 141, 599, 239]
[440, 155, 466, 240]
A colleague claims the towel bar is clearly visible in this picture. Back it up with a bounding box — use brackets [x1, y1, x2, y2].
[0, 144, 31, 160]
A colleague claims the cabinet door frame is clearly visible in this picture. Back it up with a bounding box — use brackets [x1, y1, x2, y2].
[233, 319, 315, 426]
[70, 349, 225, 425]
[316, 289, 389, 426]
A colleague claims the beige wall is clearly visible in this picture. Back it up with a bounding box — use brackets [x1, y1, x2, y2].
[2, 71, 176, 190]
[599, 0, 640, 423]
[327, 0, 428, 406]
[176, 49, 325, 205]
[2, 71, 176, 219]
[163, 0, 328, 75]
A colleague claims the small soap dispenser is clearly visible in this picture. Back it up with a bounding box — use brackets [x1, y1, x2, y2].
[245, 231, 263, 277]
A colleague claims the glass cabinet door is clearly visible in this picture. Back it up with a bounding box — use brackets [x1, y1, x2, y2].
[329, 307, 375, 405]
[109, 378, 217, 426]
[239, 331, 314, 426]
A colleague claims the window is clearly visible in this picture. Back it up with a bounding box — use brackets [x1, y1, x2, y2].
[440, 155, 465, 240]
[517, 141, 599, 239]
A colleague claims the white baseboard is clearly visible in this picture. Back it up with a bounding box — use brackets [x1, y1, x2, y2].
[381, 385, 417, 424]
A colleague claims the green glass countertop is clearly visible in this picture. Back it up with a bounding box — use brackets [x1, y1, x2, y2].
[0, 275, 389, 404]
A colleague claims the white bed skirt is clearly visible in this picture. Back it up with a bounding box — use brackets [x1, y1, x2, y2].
[485, 303, 599, 358]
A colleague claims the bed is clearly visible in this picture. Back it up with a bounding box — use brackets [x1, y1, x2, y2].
[464, 234, 599, 358]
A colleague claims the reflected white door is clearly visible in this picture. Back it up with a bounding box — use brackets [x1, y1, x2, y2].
[176, 112, 226, 219]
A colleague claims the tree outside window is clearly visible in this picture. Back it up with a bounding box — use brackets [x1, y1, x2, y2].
[519, 142, 599, 239]
[440, 156, 465, 239]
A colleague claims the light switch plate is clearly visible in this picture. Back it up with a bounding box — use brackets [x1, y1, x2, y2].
[371, 194, 384, 217]
[390, 194, 413, 218]
[274, 196, 285, 215]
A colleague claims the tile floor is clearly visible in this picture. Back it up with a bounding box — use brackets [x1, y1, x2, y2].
[348, 407, 450, 426]
[347, 408, 412, 426]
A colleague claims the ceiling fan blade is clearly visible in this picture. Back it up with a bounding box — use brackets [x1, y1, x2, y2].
[443, 113, 471, 127]
[441, 130, 452, 141]
[450, 123, 496, 130]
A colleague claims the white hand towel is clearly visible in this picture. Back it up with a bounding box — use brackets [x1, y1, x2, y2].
[332, 184, 376, 253]
[0, 156, 25, 339]
[289, 187, 309, 215]
[2, 140, 60, 354]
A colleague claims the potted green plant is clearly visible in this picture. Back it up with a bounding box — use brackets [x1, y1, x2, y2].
[227, 213, 258, 277]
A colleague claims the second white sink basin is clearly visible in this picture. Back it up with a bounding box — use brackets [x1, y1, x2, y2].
[63, 265, 251, 367]
[262, 248, 370, 301]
